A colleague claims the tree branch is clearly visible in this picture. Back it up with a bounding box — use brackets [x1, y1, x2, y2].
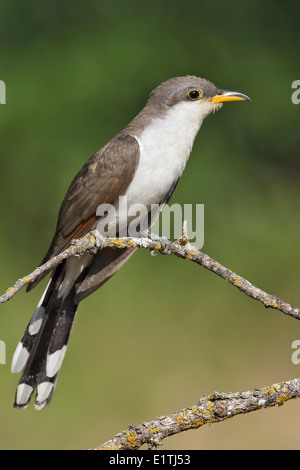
[1, 229, 300, 449]
[93, 377, 300, 450]
[1, 230, 300, 323]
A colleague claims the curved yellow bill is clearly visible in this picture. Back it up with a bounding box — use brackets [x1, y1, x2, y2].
[211, 90, 251, 104]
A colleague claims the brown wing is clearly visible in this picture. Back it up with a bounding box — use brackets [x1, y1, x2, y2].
[27, 133, 140, 291]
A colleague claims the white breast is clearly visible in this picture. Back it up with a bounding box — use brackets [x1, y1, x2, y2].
[125, 100, 207, 207]
[97, 100, 213, 238]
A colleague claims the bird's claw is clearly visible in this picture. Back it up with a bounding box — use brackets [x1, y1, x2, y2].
[90, 230, 105, 251]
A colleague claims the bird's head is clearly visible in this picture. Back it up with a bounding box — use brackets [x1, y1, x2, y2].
[147, 75, 250, 123]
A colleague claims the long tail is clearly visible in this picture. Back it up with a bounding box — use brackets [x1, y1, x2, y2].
[11, 261, 79, 410]
[11, 247, 135, 410]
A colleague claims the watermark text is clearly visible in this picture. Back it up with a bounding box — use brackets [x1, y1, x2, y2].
[0, 80, 6, 104]
[0, 340, 6, 364]
[96, 196, 204, 249]
[291, 80, 300, 104]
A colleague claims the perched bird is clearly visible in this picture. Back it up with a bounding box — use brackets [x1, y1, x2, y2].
[11, 76, 250, 410]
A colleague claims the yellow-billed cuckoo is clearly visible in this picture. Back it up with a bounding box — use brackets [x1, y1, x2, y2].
[11, 76, 250, 410]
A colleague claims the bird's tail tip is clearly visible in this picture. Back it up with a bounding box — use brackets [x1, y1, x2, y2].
[13, 380, 56, 410]
[12, 264, 78, 411]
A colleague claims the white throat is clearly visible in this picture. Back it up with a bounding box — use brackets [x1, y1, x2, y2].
[126, 100, 213, 207]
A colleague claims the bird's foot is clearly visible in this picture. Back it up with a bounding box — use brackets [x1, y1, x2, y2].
[90, 230, 105, 252]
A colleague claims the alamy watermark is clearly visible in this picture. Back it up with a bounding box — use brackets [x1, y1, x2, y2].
[291, 80, 300, 104]
[0, 340, 6, 364]
[96, 196, 204, 249]
[0, 80, 6, 104]
[291, 340, 300, 364]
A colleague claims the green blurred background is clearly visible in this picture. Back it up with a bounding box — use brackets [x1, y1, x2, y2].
[1, 0, 300, 450]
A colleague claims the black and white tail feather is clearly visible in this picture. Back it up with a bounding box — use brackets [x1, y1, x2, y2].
[11, 261, 81, 410]
[11, 245, 135, 410]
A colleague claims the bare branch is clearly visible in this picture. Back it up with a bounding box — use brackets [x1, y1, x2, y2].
[1, 230, 300, 323]
[2, 230, 300, 448]
[93, 377, 300, 450]
[0, 233, 100, 304]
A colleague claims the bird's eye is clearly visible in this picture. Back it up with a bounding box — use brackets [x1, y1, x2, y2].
[187, 89, 203, 101]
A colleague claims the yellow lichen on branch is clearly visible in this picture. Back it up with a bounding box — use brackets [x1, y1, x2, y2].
[93, 378, 300, 450]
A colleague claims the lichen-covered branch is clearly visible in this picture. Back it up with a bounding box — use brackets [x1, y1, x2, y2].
[2, 230, 300, 448]
[93, 377, 300, 450]
[1, 230, 300, 323]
